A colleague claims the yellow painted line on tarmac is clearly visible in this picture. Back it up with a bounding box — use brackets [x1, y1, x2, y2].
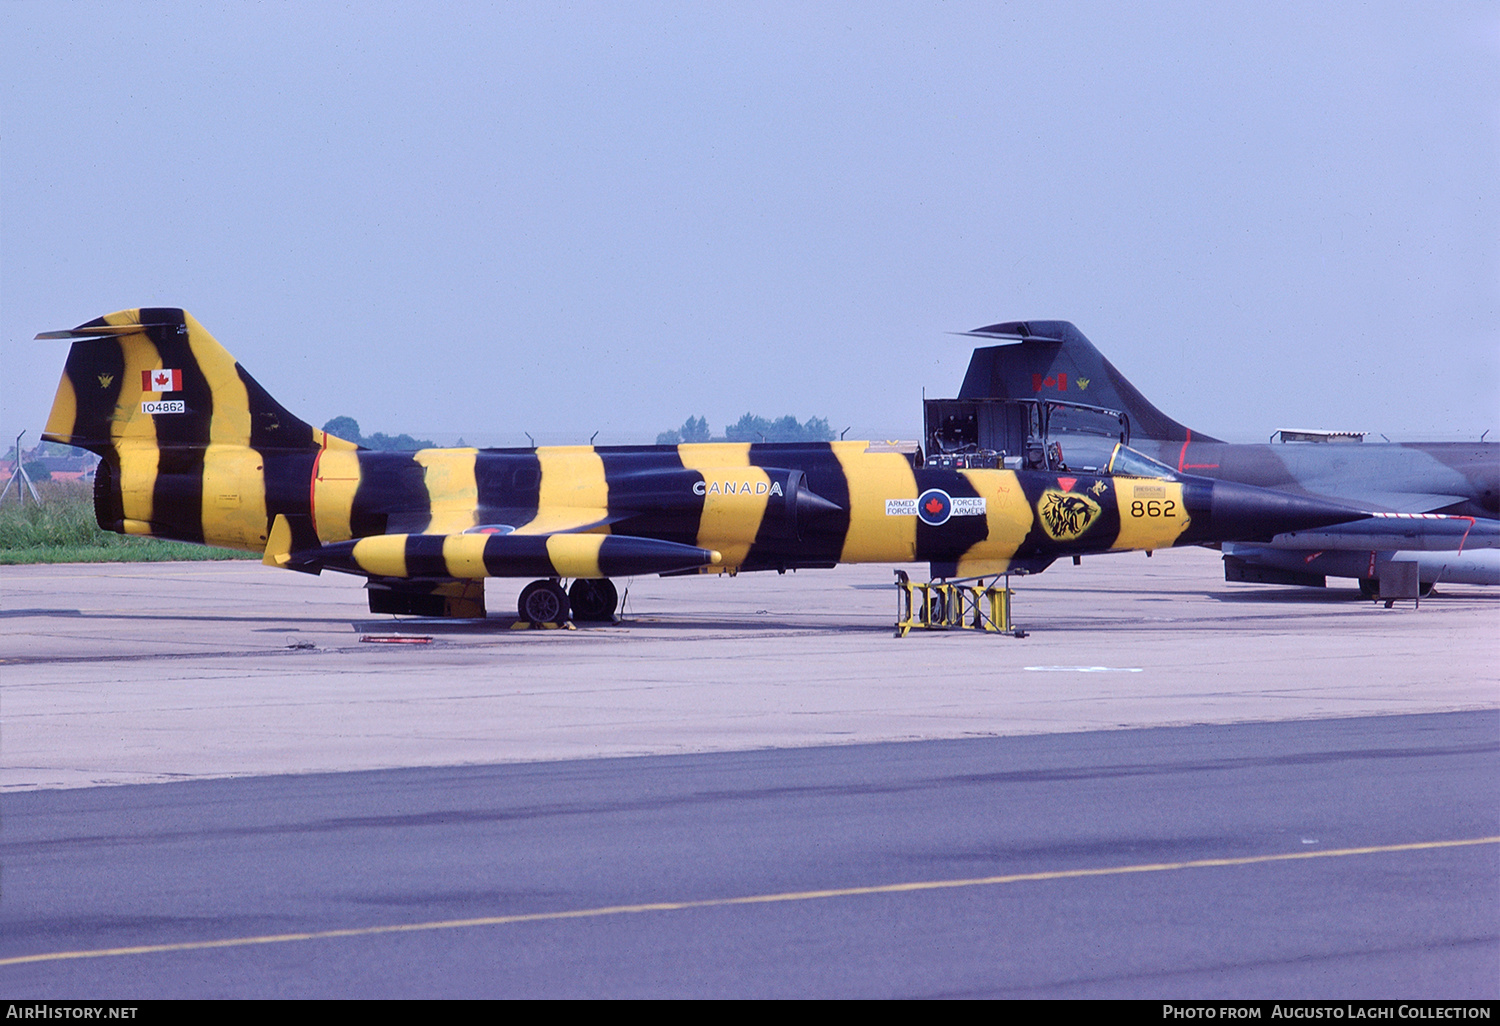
[2, 836, 1494, 968]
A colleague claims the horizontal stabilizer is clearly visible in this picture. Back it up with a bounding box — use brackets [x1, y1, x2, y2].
[954, 321, 1067, 343]
[37, 321, 184, 341]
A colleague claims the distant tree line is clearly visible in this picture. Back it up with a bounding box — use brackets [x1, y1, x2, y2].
[657, 414, 835, 445]
[7, 440, 77, 463]
[322, 417, 435, 451]
[317, 414, 833, 450]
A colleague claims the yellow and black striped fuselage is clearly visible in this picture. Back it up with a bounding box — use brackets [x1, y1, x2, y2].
[42, 308, 1209, 583]
[205, 440, 1195, 579]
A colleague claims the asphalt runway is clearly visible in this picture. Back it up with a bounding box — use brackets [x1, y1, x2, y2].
[1, 551, 1496, 997]
[3, 549, 1496, 788]
[1, 712, 1494, 998]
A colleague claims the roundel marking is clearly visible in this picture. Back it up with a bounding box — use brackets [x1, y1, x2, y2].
[465, 524, 517, 535]
[916, 488, 953, 526]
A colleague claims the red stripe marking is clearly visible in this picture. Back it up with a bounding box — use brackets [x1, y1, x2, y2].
[1457, 516, 1475, 554]
[309, 434, 325, 539]
[1178, 428, 1220, 471]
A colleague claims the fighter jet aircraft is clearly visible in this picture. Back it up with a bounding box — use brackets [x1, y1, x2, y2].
[40, 308, 1378, 621]
[944, 320, 1499, 593]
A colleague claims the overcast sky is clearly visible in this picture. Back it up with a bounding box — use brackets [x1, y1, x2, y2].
[4, 2, 1496, 447]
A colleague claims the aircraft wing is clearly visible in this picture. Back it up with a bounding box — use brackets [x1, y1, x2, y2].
[387, 507, 624, 536]
[1297, 489, 1471, 515]
[507, 508, 617, 535]
[265, 515, 719, 580]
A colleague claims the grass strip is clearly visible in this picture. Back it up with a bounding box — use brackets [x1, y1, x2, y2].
[0, 481, 254, 564]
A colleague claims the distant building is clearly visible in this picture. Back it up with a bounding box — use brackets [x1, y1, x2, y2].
[1, 446, 98, 484]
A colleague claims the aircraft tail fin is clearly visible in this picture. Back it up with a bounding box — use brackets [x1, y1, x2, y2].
[955, 320, 1217, 443]
[40, 308, 355, 456]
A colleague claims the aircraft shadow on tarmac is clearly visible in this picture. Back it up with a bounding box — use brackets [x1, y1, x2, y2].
[353, 614, 894, 635]
[64, 610, 372, 627]
[1205, 585, 1499, 605]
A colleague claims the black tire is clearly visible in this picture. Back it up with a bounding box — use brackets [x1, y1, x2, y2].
[926, 591, 946, 625]
[518, 580, 570, 624]
[1419, 582, 1435, 598]
[1358, 577, 1379, 599]
[569, 578, 619, 621]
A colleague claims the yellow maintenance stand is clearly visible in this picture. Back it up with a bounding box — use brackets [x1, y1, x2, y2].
[894, 570, 1023, 638]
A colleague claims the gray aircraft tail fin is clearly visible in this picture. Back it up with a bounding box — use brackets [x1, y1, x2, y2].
[955, 320, 1217, 443]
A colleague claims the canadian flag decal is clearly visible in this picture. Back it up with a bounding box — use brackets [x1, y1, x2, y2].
[142, 369, 182, 393]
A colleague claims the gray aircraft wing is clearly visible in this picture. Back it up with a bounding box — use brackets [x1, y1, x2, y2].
[1296, 489, 1471, 515]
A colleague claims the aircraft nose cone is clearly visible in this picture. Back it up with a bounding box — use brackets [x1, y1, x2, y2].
[796, 486, 843, 517]
[1192, 479, 1369, 543]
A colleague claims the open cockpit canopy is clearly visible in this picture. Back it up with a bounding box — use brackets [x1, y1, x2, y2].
[1105, 443, 1179, 480]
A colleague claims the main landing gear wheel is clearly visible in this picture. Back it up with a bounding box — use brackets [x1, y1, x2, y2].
[926, 591, 947, 624]
[518, 580, 570, 624]
[569, 578, 619, 622]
